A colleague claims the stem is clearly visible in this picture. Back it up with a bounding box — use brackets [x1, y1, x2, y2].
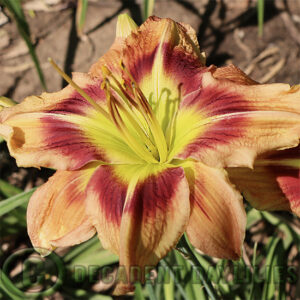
[176, 235, 219, 300]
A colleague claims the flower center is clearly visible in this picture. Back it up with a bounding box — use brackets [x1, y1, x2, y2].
[101, 64, 171, 164]
[48, 58, 181, 165]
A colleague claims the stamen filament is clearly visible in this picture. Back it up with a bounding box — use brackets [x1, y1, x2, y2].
[102, 67, 161, 161]
[115, 101, 160, 159]
[48, 58, 110, 120]
[109, 98, 158, 163]
[102, 66, 138, 109]
[103, 76, 149, 136]
[102, 67, 151, 135]
[102, 77, 158, 157]
[121, 61, 168, 162]
[134, 88, 168, 162]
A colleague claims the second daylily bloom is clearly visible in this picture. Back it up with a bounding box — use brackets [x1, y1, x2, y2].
[0, 14, 299, 293]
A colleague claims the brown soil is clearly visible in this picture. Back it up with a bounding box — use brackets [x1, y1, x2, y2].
[0, 0, 300, 298]
[1, 0, 300, 186]
[1, 0, 300, 103]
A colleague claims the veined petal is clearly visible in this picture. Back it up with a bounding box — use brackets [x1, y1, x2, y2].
[27, 163, 98, 253]
[183, 161, 246, 259]
[121, 16, 205, 132]
[85, 165, 127, 255]
[228, 146, 300, 216]
[0, 73, 141, 170]
[175, 68, 300, 168]
[85, 163, 190, 292]
[119, 166, 189, 286]
[212, 64, 258, 85]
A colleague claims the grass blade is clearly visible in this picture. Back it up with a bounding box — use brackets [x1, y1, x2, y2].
[1, 0, 47, 89]
[146, 282, 157, 300]
[0, 269, 25, 300]
[0, 188, 35, 216]
[176, 235, 219, 300]
[65, 238, 118, 268]
[142, 0, 155, 21]
[63, 236, 99, 263]
[160, 259, 188, 299]
[163, 270, 174, 300]
[262, 237, 281, 300]
[174, 250, 196, 300]
[76, 0, 88, 38]
[0, 179, 22, 198]
[134, 282, 145, 300]
[61, 287, 112, 300]
[257, 0, 264, 37]
[249, 242, 259, 300]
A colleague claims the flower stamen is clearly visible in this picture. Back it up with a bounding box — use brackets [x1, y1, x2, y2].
[48, 58, 110, 120]
[101, 72, 159, 161]
[107, 92, 158, 163]
[120, 61, 169, 162]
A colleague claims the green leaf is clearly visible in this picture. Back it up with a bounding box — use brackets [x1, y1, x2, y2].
[0, 181, 27, 232]
[261, 212, 296, 249]
[146, 282, 157, 300]
[65, 238, 118, 268]
[142, 0, 155, 21]
[257, 0, 264, 36]
[163, 269, 174, 300]
[163, 274, 175, 300]
[1, 0, 47, 89]
[174, 250, 196, 300]
[262, 237, 283, 300]
[249, 242, 261, 300]
[63, 236, 99, 263]
[61, 287, 112, 300]
[0, 179, 22, 198]
[261, 211, 280, 226]
[0, 188, 35, 216]
[246, 208, 262, 229]
[134, 282, 145, 300]
[0, 269, 25, 300]
[176, 235, 219, 300]
[160, 258, 188, 300]
[88, 295, 113, 300]
[76, 0, 88, 38]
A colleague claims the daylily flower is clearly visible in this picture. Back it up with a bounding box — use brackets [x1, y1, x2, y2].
[0, 14, 299, 293]
[228, 145, 300, 215]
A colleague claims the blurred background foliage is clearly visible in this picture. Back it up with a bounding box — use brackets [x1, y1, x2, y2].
[1, 0, 300, 299]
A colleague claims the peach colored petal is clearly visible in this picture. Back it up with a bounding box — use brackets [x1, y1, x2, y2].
[185, 161, 246, 259]
[228, 146, 300, 216]
[27, 165, 97, 253]
[85, 164, 190, 293]
[176, 69, 300, 168]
